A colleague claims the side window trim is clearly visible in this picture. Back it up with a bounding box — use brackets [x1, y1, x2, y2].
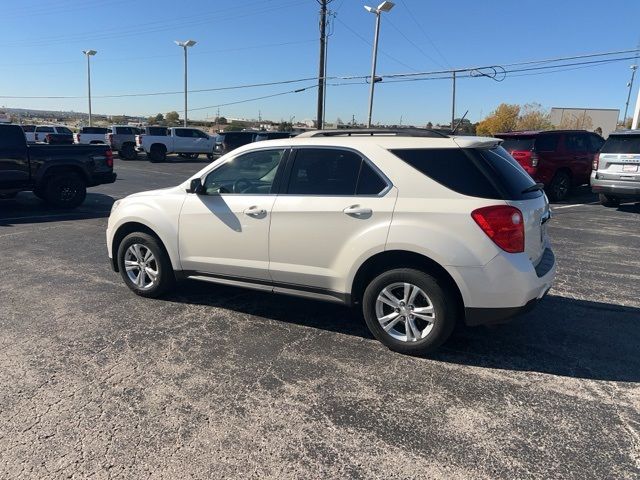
[282, 146, 392, 197]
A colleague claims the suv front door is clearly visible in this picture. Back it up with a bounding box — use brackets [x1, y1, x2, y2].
[268, 147, 397, 296]
[178, 148, 287, 280]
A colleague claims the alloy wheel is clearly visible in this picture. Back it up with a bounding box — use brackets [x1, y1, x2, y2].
[124, 243, 159, 290]
[375, 282, 436, 342]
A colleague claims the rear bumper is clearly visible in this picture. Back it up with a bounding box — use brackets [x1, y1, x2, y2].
[89, 172, 117, 186]
[591, 176, 640, 198]
[448, 246, 556, 327]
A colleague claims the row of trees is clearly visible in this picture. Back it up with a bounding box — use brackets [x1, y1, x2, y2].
[475, 103, 553, 136]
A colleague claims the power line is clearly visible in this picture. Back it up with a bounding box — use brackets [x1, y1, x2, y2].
[385, 14, 446, 68]
[398, 0, 451, 68]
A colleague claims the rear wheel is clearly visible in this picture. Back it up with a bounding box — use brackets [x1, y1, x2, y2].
[599, 193, 620, 208]
[206, 153, 214, 160]
[117, 232, 175, 298]
[362, 268, 456, 355]
[43, 173, 87, 208]
[547, 171, 571, 202]
[149, 144, 166, 163]
[120, 143, 137, 160]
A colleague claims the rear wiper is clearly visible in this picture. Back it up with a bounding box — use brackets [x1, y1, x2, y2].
[522, 182, 545, 194]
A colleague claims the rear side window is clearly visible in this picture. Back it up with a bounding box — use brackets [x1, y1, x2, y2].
[391, 148, 501, 199]
[36, 126, 54, 133]
[565, 133, 588, 152]
[21, 125, 36, 133]
[115, 127, 135, 135]
[474, 147, 541, 200]
[147, 127, 168, 136]
[0, 126, 27, 149]
[499, 137, 534, 152]
[534, 135, 559, 152]
[56, 127, 72, 135]
[601, 135, 640, 154]
[82, 127, 109, 134]
[588, 134, 604, 152]
[287, 148, 386, 196]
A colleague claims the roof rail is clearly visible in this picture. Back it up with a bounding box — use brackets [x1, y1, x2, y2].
[296, 128, 449, 138]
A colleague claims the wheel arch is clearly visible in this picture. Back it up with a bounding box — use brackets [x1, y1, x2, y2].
[37, 165, 89, 187]
[350, 250, 464, 319]
[111, 221, 173, 272]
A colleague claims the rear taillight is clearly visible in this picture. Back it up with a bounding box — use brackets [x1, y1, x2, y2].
[45, 134, 52, 142]
[107, 133, 113, 145]
[105, 149, 114, 168]
[77, 134, 81, 143]
[592, 153, 600, 171]
[471, 205, 524, 254]
[136, 135, 143, 145]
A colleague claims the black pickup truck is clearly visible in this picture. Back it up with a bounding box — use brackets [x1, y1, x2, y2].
[0, 124, 116, 208]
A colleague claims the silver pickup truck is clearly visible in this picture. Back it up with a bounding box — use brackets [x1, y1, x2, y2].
[107, 125, 141, 160]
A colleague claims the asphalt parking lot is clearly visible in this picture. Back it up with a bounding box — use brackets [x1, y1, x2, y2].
[1, 155, 639, 479]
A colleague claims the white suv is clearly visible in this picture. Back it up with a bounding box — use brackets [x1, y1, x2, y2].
[107, 129, 556, 355]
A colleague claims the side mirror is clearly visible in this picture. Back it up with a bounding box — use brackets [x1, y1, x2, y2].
[187, 177, 203, 194]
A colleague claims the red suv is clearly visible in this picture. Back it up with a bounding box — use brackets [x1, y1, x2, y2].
[495, 130, 604, 201]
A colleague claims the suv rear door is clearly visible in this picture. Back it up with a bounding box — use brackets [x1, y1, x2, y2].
[268, 147, 396, 294]
[564, 131, 592, 185]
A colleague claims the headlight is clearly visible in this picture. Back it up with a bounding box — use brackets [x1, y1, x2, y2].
[110, 199, 122, 213]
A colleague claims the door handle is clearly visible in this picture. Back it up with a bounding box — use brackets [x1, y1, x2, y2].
[343, 205, 372, 216]
[243, 206, 266, 217]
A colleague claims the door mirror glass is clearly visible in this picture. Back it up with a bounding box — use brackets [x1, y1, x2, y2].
[187, 177, 203, 194]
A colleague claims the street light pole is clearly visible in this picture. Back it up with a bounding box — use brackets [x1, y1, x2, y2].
[364, 1, 394, 128]
[175, 40, 197, 127]
[623, 65, 637, 127]
[82, 50, 97, 127]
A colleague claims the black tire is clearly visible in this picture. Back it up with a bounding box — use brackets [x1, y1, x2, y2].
[186, 153, 199, 159]
[547, 171, 571, 201]
[206, 153, 214, 160]
[117, 232, 175, 298]
[599, 193, 620, 208]
[149, 144, 166, 163]
[120, 143, 137, 160]
[362, 268, 456, 355]
[43, 173, 87, 208]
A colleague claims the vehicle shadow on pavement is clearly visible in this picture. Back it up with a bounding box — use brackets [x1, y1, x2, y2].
[549, 186, 597, 206]
[0, 192, 114, 226]
[167, 283, 639, 383]
[617, 203, 640, 214]
[440, 294, 640, 383]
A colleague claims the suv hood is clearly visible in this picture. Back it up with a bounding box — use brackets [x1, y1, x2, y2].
[125, 185, 184, 199]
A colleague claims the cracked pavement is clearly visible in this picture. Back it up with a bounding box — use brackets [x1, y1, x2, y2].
[1, 156, 639, 479]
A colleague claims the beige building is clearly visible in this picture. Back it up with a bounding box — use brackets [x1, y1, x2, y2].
[549, 107, 619, 138]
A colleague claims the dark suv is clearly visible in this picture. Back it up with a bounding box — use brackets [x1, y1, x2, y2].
[496, 130, 604, 201]
[213, 131, 258, 156]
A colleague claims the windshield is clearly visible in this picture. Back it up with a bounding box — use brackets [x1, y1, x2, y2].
[601, 135, 640, 154]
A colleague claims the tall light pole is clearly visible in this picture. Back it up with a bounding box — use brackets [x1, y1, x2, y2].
[175, 40, 197, 127]
[364, 1, 394, 128]
[82, 50, 97, 127]
[623, 65, 637, 128]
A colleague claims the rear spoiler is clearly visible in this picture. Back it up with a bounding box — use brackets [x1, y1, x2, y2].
[452, 138, 502, 149]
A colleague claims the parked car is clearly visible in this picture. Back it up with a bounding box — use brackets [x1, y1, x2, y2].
[136, 127, 215, 163]
[0, 124, 116, 207]
[213, 131, 258, 156]
[107, 128, 555, 355]
[20, 124, 37, 143]
[75, 126, 111, 145]
[107, 125, 140, 160]
[495, 130, 604, 201]
[591, 130, 640, 207]
[254, 131, 295, 141]
[34, 125, 74, 145]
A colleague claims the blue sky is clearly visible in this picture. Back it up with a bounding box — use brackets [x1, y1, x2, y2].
[0, 0, 639, 125]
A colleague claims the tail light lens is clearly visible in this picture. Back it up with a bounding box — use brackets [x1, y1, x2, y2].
[105, 149, 114, 168]
[471, 205, 524, 253]
[136, 135, 143, 145]
[77, 134, 81, 143]
[592, 153, 600, 171]
[107, 133, 113, 145]
[45, 134, 51, 142]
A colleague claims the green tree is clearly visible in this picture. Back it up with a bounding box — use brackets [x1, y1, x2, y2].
[215, 116, 227, 125]
[476, 104, 520, 136]
[111, 115, 127, 124]
[165, 111, 180, 126]
[426, 121, 433, 129]
[279, 121, 293, 132]
[225, 122, 245, 131]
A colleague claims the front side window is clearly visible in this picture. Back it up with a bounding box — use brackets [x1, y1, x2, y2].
[287, 148, 362, 195]
[203, 149, 285, 194]
[565, 133, 588, 152]
[57, 127, 73, 135]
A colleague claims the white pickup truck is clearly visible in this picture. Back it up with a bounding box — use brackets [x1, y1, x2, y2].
[136, 127, 215, 162]
[74, 126, 111, 145]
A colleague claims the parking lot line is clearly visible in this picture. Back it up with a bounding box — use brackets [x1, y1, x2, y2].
[552, 202, 600, 210]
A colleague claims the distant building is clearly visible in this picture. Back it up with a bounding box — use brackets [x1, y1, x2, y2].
[0, 112, 11, 123]
[549, 107, 619, 138]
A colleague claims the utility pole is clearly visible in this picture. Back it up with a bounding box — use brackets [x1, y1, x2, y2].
[451, 71, 456, 131]
[623, 65, 638, 127]
[316, 0, 331, 130]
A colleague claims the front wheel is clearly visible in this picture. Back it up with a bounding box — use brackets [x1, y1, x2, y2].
[599, 193, 620, 208]
[120, 143, 137, 160]
[149, 145, 166, 163]
[547, 171, 571, 202]
[362, 269, 456, 355]
[43, 173, 87, 208]
[117, 232, 175, 298]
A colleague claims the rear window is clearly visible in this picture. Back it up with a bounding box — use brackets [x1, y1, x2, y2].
[82, 127, 109, 134]
[36, 126, 54, 133]
[115, 127, 136, 135]
[391, 147, 540, 200]
[0, 125, 27, 149]
[21, 125, 36, 133]
[147, 127, 168, 136]
[601, 135, 640, 154]
[499, 137, 534, 152]
[56, 127, 72, 135]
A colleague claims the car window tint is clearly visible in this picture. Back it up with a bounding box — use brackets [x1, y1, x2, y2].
[600, 135, 640, 154]
[36, 126, 54, 133]
[356, 161, 387, 195]
[0, 126, 27, 149]
[21, 125, 36, 133]
[588, 134, 605, 152]
[57, 127, 72, 135]
[474, 147, 542, 200]
[535, 135, 558, 151]
[204, 149, 285, 194]
[391, 148, 502, 199]
[287, 148, 361, 195]
[565, 133, 588, 151]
